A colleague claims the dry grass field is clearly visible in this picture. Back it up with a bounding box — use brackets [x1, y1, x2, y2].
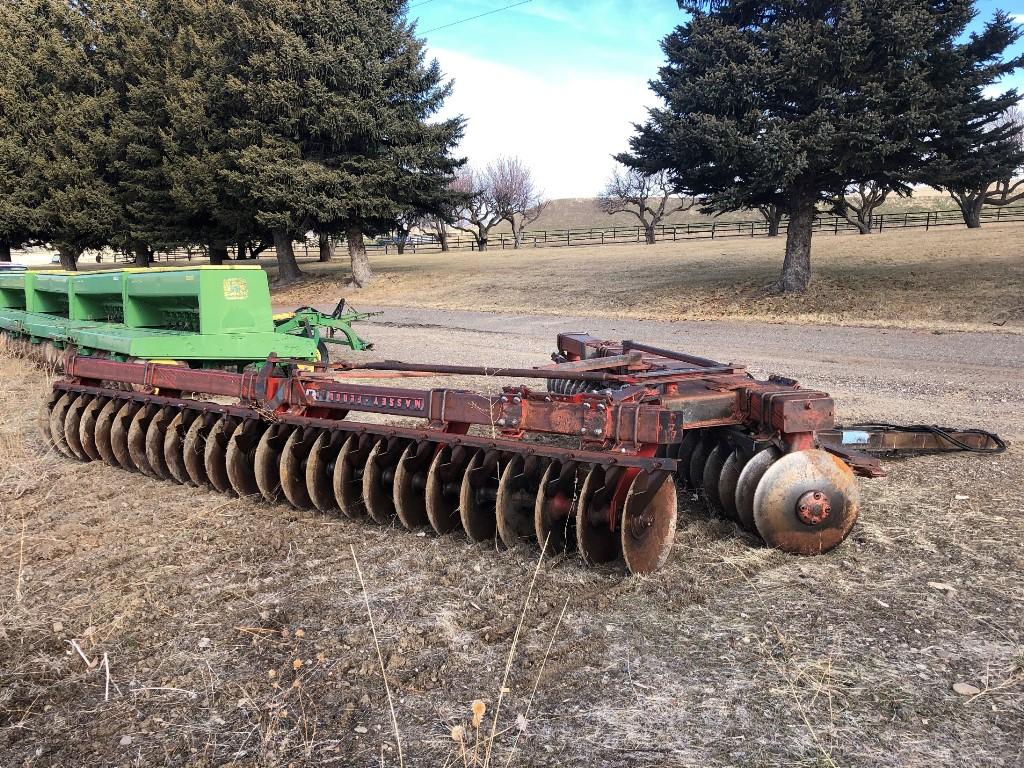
[1, 312, 1022, 766]
[274, 223, 1024, 333]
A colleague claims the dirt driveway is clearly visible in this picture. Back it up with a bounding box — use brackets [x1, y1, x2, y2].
[1, 309, 1021, 767]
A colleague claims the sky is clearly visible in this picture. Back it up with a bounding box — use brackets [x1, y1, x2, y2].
[410, 1, 1024, 199]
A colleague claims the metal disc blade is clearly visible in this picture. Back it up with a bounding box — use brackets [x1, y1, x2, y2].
[38, 391, 59, 451]
[110, 401, 142, 470]
[63, 394, 91, 461]
[78, 396, 107, 461]
[144, 407, 175, 480]
[306, 430, 343, 515]
[496, 454, 539, 550]
[163, 410, 194, 484]
[717, 450, 744, 523]
[182, 413, 213, 487]
[280, 428, 316, 509]
[254, 423, 293, 502]
[425, 445, 468, 535]
[49, 393, 75, 458]
[334, 434, 370, 519]
[128, 405, 158, 477]
[534, 461, 582, 555]
[735, 447, 781, 533]
[363, 438, 400, 524]
[94, 398, 121, 466]
[701, 444, 729, 514]
[622, 471, 678, 575]
[687, 435, 716, 492]
[393, 442, 430, 530]
[459, 450, 498, 543]
[753, 449, 860, 555]
[675, 431, 702, 488]
[575, 466, 622, 565]
[204, 416, 238, 493]
[227, 419, 266, 497]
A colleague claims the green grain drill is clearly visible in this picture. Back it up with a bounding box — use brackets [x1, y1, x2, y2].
[0, 265, 373, 368]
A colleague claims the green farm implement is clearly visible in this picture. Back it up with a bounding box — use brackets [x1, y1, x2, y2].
[0, 265, 373, 368]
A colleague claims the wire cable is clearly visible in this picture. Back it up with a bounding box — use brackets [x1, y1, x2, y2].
[408, 0, 443, 10]
[422, 0, 534, 33]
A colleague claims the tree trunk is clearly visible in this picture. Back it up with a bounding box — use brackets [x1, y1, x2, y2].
[209, 243, 228, 265]
[767, 210, 782, 237]
[438, 228, 449, 252]
[56, 245, 80, 271]
[134, 245, 152, 268]
[477, 232, 488, 252]
[0, 239, 11, 262]
[779, 199, 815, 293]
[318, 233, 333, 262]
[347, 224, 373, 287]
[511, 217, 523, 249]
[273, 229, 303, 282]
[644, 223, 657, 245]
[396, 230, 408, 255]
[965, 198, 983, 228]
[236, 240, 247, 260]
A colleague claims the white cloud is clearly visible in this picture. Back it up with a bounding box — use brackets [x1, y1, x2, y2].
[432, 47, 656, 198]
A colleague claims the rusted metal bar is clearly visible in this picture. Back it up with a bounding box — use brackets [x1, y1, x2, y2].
[339, 360, 628, 382]
[621, 340, 725, 369]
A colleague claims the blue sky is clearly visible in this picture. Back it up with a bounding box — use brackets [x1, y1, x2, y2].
[409, 1, 1024, 197]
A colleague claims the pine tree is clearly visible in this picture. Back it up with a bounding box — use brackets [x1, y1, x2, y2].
[215, 0, 463, 284]
[918, 13, 1024, 228]
[624, 0, 1020, 292]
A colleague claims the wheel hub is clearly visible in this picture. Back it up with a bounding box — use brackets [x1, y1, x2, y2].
[796, 490, 831, 526]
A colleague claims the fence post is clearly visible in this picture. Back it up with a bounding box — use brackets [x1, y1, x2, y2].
[878, 215, 884, 232]
[997, 207, 1002, 221]
[925, 211, 930, 231]
[567, 230, 571, 246]
[711, 222, 716, 239]
[601, 232, 605, 244]
[834, 217, 839, 235]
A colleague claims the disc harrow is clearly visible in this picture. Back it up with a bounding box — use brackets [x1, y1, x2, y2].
[38, 332, 1005, 574]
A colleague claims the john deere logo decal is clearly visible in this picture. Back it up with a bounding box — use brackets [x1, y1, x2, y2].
[223, 278, 248, 300]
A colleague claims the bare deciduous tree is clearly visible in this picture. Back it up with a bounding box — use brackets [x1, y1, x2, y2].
[830, 182, 893, 234]
[598, 167, 694, 244]
[488, 156, 547, 248]
[450, 167, 504, 251]
[423, 216, 450, 252]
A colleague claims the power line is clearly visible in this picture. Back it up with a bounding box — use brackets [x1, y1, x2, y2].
[408, 0, 443, 10]
[422, 0, 534, 33]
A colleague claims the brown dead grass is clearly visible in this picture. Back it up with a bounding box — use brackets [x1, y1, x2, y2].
[273, 224, 1024, 333]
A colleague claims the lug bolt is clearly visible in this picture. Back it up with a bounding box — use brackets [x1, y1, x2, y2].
[593, 428, 603, 436]
[583, 402, 591, 410]
[513, 396, 521, 404]
[496, 418, 506, 426]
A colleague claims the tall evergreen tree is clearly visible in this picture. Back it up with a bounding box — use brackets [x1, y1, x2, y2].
[919, 14, 1024, 228]
[215, 0, 463, 283]
[624, 0, 1020, 292]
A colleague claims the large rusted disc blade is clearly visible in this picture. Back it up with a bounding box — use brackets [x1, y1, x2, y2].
[717, 450, 745, 523]
[280, 427, 318, 509]
[622, 471, 678, 575]
[163, 410, 196, 485]
[753, 449, 860, 555]
[226, 419, 267, 497]
[78, 396, 107, 462]
[94, 398, 122, 466]
[143, 406, 176, 480]
[204, 416, 238, 493]
[496, 454, 543, 550]
[48, 393, 76, 458]
[687, 434, 717, 491]
[735, 447, 782, 533]
[254, 423, 294, 502]
[575, 465, 624, 565]
[425, 444, 470, 535]
[183, 413, 215, 487]
[534, 460, 583, 554]
[363, 438, 406, 524]
[62, 394, 92, 461]
[393, 440, 433, 530]
[127, 404, 159, 478]
[110, 400, 142, 470]
[333, 434, 372, 519]
[38, 391, 60, 451]
[701, 443, 729, 514]
[459, 450, 501, 543]
[306, 430, 345, 515]
[675, 431, 702, 488]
